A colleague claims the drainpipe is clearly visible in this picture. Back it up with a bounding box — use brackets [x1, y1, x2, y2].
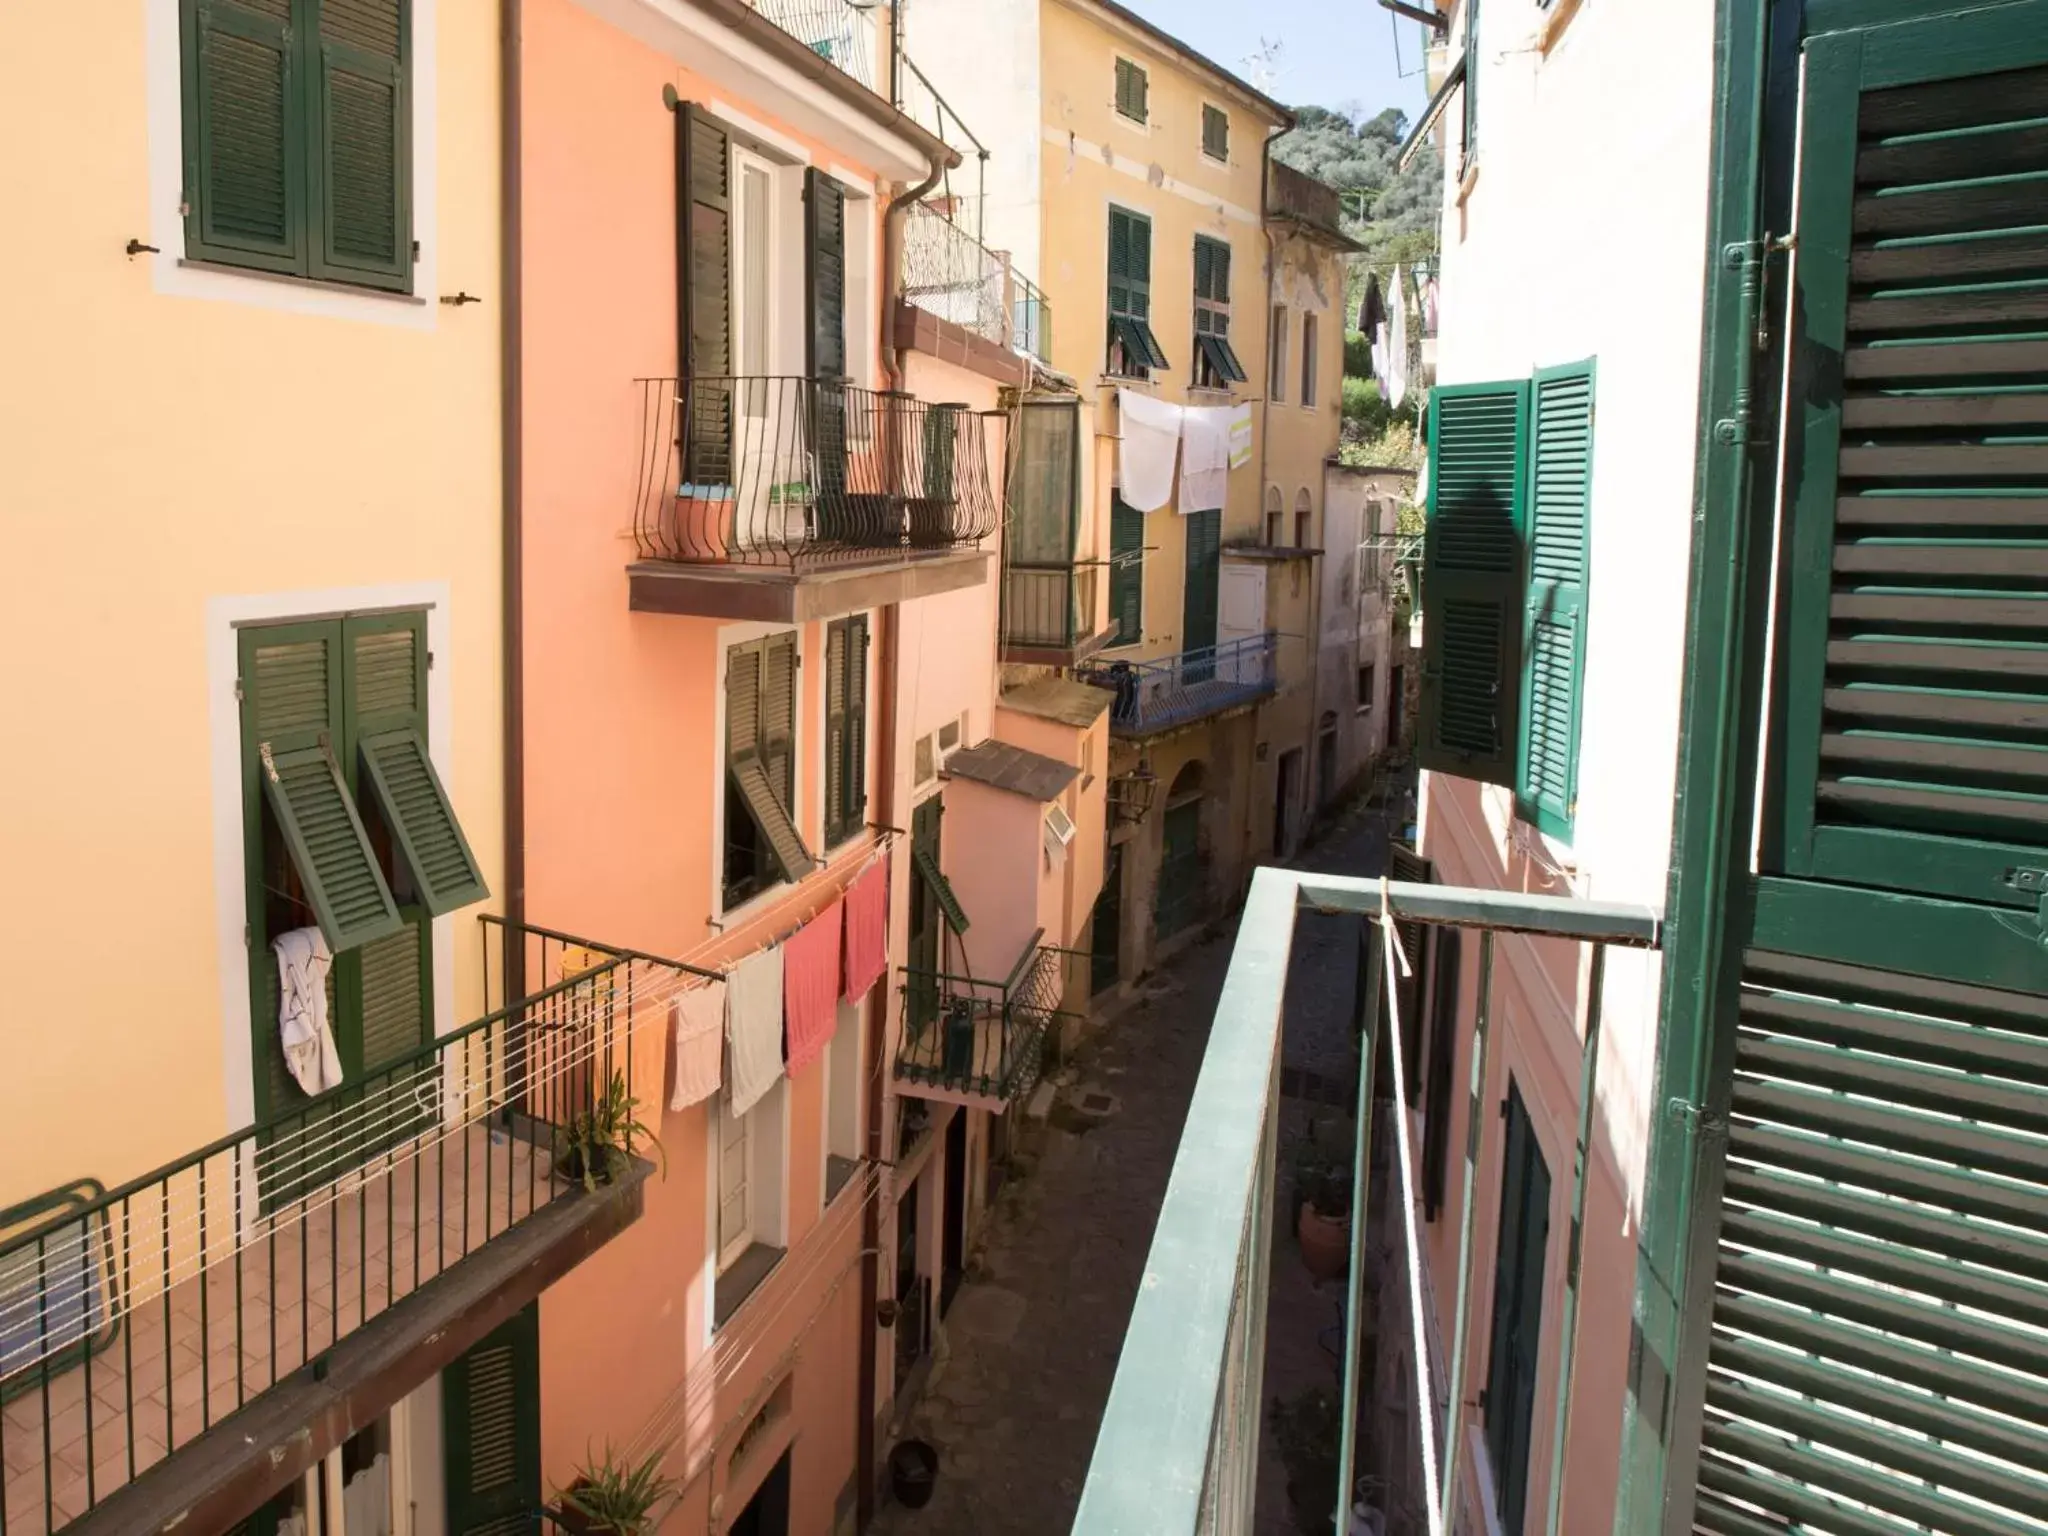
[500, 0, 526, 1000]
[881, 152, 950, 392]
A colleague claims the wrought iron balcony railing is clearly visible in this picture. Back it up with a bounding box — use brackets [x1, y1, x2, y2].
[1001, 562, 1101, 652]
[1078, 633, 1280, 735]
[901, 205, 1055, 367]
[633, 376, 998, 570]
[1073, 869, 1662, 1535]
[746, 0, 879, 90]
[0, 920, 692, 1536]
[896, 934, 1069, 1106]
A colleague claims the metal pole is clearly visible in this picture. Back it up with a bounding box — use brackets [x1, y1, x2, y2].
[1438, 928, 1494, 1532]
[1544, 942, 1608, 1536]
[1334, 917, 1385, 1535]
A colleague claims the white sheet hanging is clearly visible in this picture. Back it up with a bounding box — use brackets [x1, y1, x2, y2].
[1116, 388, 1183, 512]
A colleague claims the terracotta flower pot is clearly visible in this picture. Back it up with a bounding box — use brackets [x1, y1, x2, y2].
[1297, 1201, 1351, 1282]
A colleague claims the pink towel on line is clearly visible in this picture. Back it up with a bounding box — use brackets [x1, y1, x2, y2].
[669, 980, 725, 1111]
[783, 898, 844, 1076]
[842, 860, 889, 1002]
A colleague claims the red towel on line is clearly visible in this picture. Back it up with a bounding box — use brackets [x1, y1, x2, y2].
[841, 859, 889, 1002]
[783, 898, 844, 1076]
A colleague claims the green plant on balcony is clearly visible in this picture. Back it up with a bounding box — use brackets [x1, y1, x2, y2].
[553, 1443, 679, 1535]
[1290, 1116, 1355, 1283]
[555, 1072, 665, 1193]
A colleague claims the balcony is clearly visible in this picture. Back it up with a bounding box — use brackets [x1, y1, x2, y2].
[1079, 633, 1279, 737]
[629, 376, 997, 622]
[1072, 868, 1662, 1534]
[895, 935, 1070, 1112]
[0, 921, 686, 1536]
[746, 0, 880, 91]
[899, 204, 1054, 370]
[1001, 563, 1107, 663]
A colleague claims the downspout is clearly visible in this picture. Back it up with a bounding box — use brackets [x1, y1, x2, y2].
[881, 153, 950, 392]
[500, 0, 526, 1000]
[1253, 123, 1282, 877]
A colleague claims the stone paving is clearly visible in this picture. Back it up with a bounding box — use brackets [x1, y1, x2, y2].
[872, 791, 1398, 1536]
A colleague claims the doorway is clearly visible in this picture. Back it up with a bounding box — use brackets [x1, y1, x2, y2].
[1274, 748, 1301, 858]
[1091, 840, 1123, 994]
[893, 1176, 926, 1396]
[727, 1449, 792, 1536]
[941, 1110, 968, 1316]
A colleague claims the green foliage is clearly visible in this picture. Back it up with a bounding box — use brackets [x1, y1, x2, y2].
[1272, 102, 1443, 280]
[1341, 376, 1392, 436]
[558, 1444, 679, 1535]
[1343, 328, 1372, 380]
[555, 1072, 665, 1193]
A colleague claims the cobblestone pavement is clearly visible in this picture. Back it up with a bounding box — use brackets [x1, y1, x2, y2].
[872, 792, 1398, 1536]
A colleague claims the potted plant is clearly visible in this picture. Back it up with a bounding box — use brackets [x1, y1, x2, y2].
[555, 1072, 665, 1193]
[1292, 1119, 1354, 1283]
[550, 1444, 678, 1535]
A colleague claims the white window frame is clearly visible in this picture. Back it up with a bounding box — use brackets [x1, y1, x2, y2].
[734, 146, 781, 386]
[821, 998, 864, 1207]
[717, 1094, 756, 1270]
[712, 620, 805, 926]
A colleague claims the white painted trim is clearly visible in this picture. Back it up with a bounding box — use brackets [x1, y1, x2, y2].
[144, 0, 442, 327]
[734, 144, 782, 381]
[711, 619, 806, 927]
[710, 100, 814, 166]
[209, 580, 457, 1143]
[1043, 124, 1260, 226]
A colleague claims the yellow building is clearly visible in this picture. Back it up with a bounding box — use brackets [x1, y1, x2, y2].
[909, 0, 1317, 991]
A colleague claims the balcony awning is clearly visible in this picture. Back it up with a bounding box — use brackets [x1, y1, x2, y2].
[1396, 51, 1466, 173]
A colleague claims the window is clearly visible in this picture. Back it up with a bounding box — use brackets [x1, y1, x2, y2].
[1301, 312, 1320, 407]
[1107, 208, 1168, 378]
[1418, 928, 1459, 1216]
[714, 1080, 787, 1322]
[1269, 304, 1289, 402]
[824, 616, 870, 847]
[1109, 491, 1145, 646]
[718, 1094, 755, 1267]
[1484, 1081, 1550, 1536]
[1192, 237, 1247, 389]
[1114, 56, 1149, 123]
[180, 0, 411, 292]
[239, 613, 488, 1144]
[1461, 0, 1481, 177]
[824, 1002, 862, 1204]
[1357, 663, 1375, 713]
[1294, 489, 1313, 549]
[725, 632, 816, 907]
[1415, 362, 1594, 842]
[1201, 103, 1230, 161]
[1264, 485, 1283, 546]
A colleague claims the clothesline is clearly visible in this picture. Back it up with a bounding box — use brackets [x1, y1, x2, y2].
[673, 827, 897, 988]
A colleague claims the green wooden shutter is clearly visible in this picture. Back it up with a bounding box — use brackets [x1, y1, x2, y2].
[727, 637, 815, 884]
[312, 0, 409, 288]
[1771, 26, 2048, 911]
[1202, 103, 1228, 160]
[1515, 361, 1593, 840]
[805, 170, 848, 379]
[443, 1304, 541, 1536]
[1115, 58, 1147, 122]
[1109, 492, 1145, 645]
[923, 406, 960, 501]
[1460, 0, 1480, 175]
[1419, 926, 1461, 1218]
[1418, 380, 1528, 785]
[914, 848, 970, 936]
[679, 105, 734, 485]
[1182, 506, 1222, 654]
[1108, 208, 1135, 319]
[763, 630, 797, 811]
[845, 616, 869, 839]
[183, 0, 304, 271]
[1483, 1080, 1548, 1536]
[1155, 799, 1202, 939]
[825, 622, 847, 844]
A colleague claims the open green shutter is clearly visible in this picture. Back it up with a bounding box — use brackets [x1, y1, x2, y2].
[1109, 492, 1145, 645]
[825, 621, 848, 843]
[1108, 208, 1134, 317]
[260, 741, 403, 952]
[1516, 362, 1593, 839]
[443, 1304, 541, 1536]
[728, 637, 816, 884]
[312, 0, 409, 289]
[1484, 1081, 1548, 1536]
[763, 630, 797, 810]
[183, 0, 304, 272]
[359, 732, 489, 914]
[679, 105, 734, 486]
[1418, 380, 1528, 785]
[913, 847, 970, 936]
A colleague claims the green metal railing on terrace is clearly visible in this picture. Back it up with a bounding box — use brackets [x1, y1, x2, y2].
[896, 933, 1071, 1105]
[1071, 866, 1661, 1536]
[0, 919, 699, 1536]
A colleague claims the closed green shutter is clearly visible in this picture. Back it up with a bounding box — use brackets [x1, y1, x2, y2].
[1109, 492, 1145, 645]
[183, 0, 303, 271]
[443, 1304, 541, 1536]
[1418, 380, 1528, 785]
[762, 630, 797, 811]
[1155, 798, 1202, 940]
[1182, 506, 1222, 654]
[1202, 103, 1229, 160]
[1419, 926, 1461, 1218]
[1108, 208, 1168, 372]
[1483, 1081, 1548, 1536]
[805, 169, 847, 379]
[824, 616, 868, 846]
[1114, 57, 1147, 122]
[312, 0, 408, 288]
[678, 105, 734, 486]
[825, 622, 848, 845]
[908, 797, 942, 1029]
[1515, 361, 1593, 840]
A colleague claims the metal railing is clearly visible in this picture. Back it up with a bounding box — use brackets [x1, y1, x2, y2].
[895, 933, 1068, 1104]
[0, 920, 690, 1536]
[1079, 633, 1280, 734]
[633, 376, 999, 570]
[903, 203, 1007, 346]
[1001, 562, 1100, 651]
[747, 0, 879, 89]
[1013, 270, 1052, 365]
[1072, 868, 1662, 1536]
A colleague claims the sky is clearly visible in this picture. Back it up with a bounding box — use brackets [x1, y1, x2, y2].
[1115, 0, 1431, 122]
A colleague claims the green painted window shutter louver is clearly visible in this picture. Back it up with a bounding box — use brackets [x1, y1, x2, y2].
[825, 616, 869, 846]
[679, 104, 734, 486]
[443, 1304, 541, 1536]
[1109, 492, 1145, 645]
[913, 847, 970, 936]
[727, 635, 816, 887]
[358, 731, 489, 915]
[1515, 361, 1593, 840]
[1418, 379, 1528, 786]
[185, 0, 303, 271]
[313, 0, 409, 285]
[260, 739, 404, 953]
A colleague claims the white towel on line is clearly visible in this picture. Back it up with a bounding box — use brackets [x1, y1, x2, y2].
[1116, 388, 1183, 512]
[670, 980, 726, 1111]
[1178, 405, 1233, 515]
[273, 926, 342, 1097]
[724, 946, 785, 1117]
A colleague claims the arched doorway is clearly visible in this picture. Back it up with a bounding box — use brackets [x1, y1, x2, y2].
[1155, 762, 1206, 941]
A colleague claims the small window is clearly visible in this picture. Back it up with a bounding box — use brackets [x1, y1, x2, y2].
[1044, 802, 1078, 864]
[714, 1080, 788, 1324]
[1269, 304, 1289, 402]
[1295, 489, 1314, 548]
[939, 717, 962, 751]
[1114, 57, 1149, 123]
[1264, 485, 1284, 546]
[1192, 236, 1246, 389]
[824, 1002, 862, 1204]
[914, 733, 936, 784]
[1301, 313, 1320, 407]
[726, 634, 815, 907]
[1358, 663, 1376, 713]
[1108, 207, 1168, 378]
[1201, 103, 1229, 161]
